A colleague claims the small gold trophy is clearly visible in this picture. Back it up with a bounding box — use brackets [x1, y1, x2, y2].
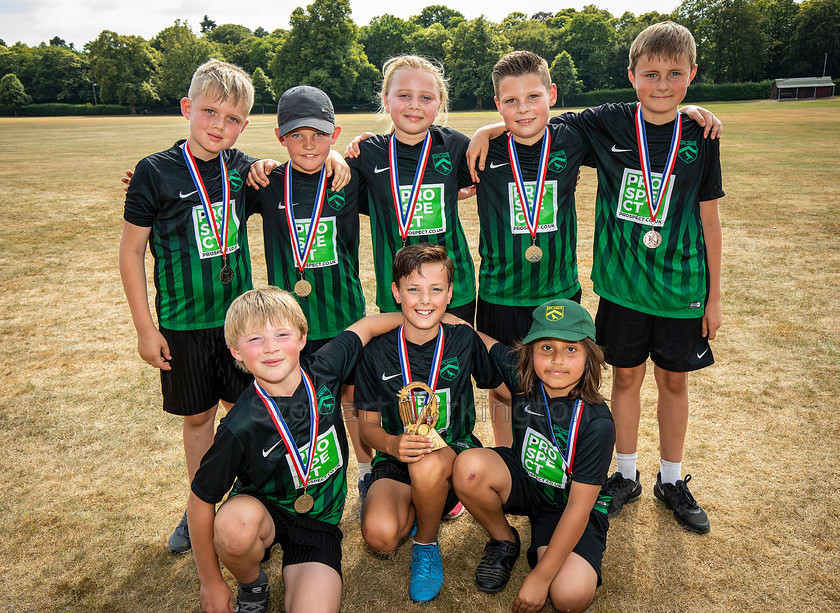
[397, 381, 447, 451]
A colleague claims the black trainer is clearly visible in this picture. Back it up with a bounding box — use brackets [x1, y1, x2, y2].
[602, 470, 642, 518]
[475, 526, 520, 593]
[236, 579, 270, 613]
[653, 472, 710, 534]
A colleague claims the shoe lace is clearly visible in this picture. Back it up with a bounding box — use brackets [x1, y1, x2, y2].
[237, 599, 267, 613]
[603, 473, 631, 496]
[412, 546, 436, 579]
[674, 474, 698, 508]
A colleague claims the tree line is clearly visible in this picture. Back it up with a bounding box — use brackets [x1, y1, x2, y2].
[1, 0, 838, 114]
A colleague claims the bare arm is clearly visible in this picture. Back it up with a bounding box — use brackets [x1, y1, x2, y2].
[700, 199, 722, 339]
[345, 312, 404, 346]
[466, 122, 507, 183]
[325, 149, 351, 191]
[679, 105, 722, 139]
[119, 221, 172, 370]
[187, 493, 236, 613]
[512, 481, 601, 613]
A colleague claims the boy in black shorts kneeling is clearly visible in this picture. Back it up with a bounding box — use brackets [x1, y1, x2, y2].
[188, 287, 400, 613]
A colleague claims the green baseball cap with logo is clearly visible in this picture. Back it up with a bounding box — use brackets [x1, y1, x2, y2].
[522, 299, 596, 344]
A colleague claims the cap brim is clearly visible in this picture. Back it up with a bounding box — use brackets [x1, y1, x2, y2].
[277, 118, 335, 137]
[521, 329, 591, 345]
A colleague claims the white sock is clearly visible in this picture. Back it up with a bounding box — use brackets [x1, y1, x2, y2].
[358, 462, 371, 478]
[616, 452, 637, 480]
[412, 540, 438, 546]
[660, 459, 682, 485]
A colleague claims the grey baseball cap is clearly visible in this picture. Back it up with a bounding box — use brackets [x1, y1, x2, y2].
[276, 85, 335, 137]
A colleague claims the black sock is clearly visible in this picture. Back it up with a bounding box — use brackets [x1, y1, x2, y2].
[239, 567, 268, 593]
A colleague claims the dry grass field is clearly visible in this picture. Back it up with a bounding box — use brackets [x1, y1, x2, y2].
[0, 99, 838, 613]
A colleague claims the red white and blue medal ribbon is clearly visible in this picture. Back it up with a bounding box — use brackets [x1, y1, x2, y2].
[389, 131, 432, 243]
[508, 127, 550, 241]
[284, 163, 328, 274]
[397, 323, 444, 421]
[635, 103, 681, 228]
[253, 370, 319, 490]
[540, 383, 583, 475]
[182, 141, 231, 263]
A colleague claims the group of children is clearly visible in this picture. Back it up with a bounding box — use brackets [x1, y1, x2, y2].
[121, 20, 723, 613]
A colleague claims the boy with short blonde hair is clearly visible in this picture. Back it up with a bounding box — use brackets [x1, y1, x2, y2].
[120, 59, 257, 554]
[189, 287, 401, 613]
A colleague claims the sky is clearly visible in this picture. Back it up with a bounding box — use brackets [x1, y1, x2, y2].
[1, 0, 682, 49]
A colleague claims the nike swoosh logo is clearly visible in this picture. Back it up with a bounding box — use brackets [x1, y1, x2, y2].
[696, 348, 709, 359]
[374, 166, 390, 174]
[179, 189, 198, 198]
[262, 439, 283, 458]
[523, 405, 542, 416]
[489, 162, 509, 169]
[381, 372, 401, 381]
[611, 145, 632, 153]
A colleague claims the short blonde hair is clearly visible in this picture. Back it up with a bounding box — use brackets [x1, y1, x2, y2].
[225, 287, 308, 371]
[492, 50, 551, 98]
[379, 55, 449, 127]
[629, 21, 696, 73]
[188, 59, 254, 115]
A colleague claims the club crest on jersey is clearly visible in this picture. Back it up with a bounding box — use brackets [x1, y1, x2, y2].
[548, 150, 567, 173]
[439, 357, 460, 381]
[678, 141, 698, 164]
[432, 152, 452, 175]
[327, 190, 346, 211]
[546, 305, 564, 321]
[228, 169, 244, 192]
[316, 386, 335, 415]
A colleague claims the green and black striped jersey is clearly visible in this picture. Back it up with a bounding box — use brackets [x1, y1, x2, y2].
[474, 124, 589, 306]
[553, 104, 724, 318]
[258, 163, 365, 340]
[191, 332, 361, 525]
[348, 126, 476, 312]
[124, 141, 256, 330]
[354, 324, 502, 467]
[490, 343, 615, 513]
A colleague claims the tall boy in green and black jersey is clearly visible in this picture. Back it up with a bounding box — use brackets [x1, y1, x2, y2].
[120, 60, 257, 554]
[474, 51, 592, 449]
[189, 287, 402, 613]
[551, 22, 724, 534]
[347, 126, 476, 318]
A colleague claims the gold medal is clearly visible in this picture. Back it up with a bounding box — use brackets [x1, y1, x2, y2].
[294, 279, 312, 297]
[525, 245, 543, 263]
[294, 492, 314, 514]
[417, 423, 431, 436]
[643, 229, 662, 249]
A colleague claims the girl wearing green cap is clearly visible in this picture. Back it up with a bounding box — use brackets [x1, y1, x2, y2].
[453, 299, 616, 613]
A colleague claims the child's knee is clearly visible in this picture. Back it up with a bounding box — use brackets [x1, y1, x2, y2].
[452, 450, 487, 492]
[549, 583, 595, 613]
[361, 518, 400, 553]
[214, 502, 264, 556]
[183, 407, 216, 429]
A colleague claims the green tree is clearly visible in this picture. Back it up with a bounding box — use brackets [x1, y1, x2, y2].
[408, 24, 450, 66]
[49, 36, 66, 47]
[550, 50, 581, 107]
[559, 11, 616, 89]
[24, 45, 91, 103]
[0, 73, 31, 116]
[444, 17, 511, 109]
[503, 16, 555, 61]
[200, 15, 217, 33]
[411, 5, 465, 29]
[757, 0, 800, 76]
[152, 20, 219, 102]
[268, 0, 377, 104]
[252, 67, 275, 113]
[359, 14, 418, 70]
[788, 0, 840, 76]
[89, 30, 160, 113]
